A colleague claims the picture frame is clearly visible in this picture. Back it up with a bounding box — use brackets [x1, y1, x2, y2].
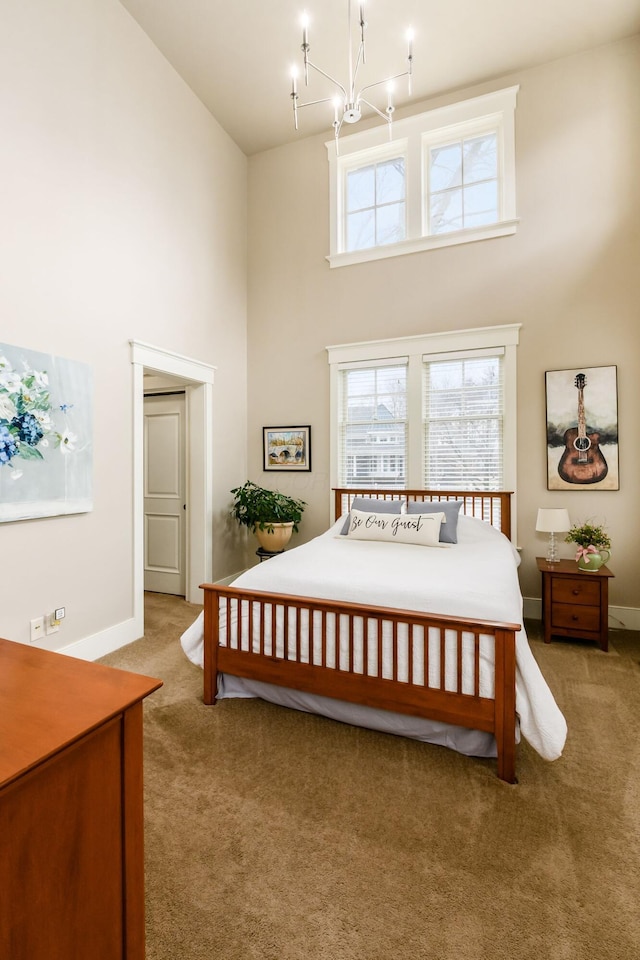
[263, 425, 311, 472]
[545, 365, 619, 490]
[0, 342, 93, 521]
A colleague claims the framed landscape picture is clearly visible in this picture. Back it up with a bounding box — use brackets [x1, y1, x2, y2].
[263, 425, 311, 472]
[545, 365, 619, 491]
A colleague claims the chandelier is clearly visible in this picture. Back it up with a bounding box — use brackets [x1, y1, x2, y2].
[290, 1, 414, 147]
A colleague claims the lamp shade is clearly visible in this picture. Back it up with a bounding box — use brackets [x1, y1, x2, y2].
[536, 508, 571, 533]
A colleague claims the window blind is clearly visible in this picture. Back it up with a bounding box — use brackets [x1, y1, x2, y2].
[422, 353, 504, 490]
[338, 361, 408, 488]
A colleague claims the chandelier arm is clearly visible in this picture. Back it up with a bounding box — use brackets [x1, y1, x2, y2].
[357, 70, 410, 100]
[358, 97, 392, 124]
[305, 59, 348, 100]
[296, 95, 340, 111]
[350, 41, 365, 100]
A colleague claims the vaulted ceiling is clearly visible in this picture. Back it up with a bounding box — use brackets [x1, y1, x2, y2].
[118, 0, 640, 155]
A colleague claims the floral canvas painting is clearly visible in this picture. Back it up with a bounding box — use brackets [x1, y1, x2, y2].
[0, 343, 93, 521]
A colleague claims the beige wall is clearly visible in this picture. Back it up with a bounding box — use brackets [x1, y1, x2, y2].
[0, 0, 247, 649]
[248, 36, 640, 615]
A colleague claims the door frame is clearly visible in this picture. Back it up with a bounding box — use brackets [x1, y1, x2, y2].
[130, 341, 215, 621]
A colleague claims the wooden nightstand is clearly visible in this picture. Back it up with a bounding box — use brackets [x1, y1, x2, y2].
[537, 557, 614, 652]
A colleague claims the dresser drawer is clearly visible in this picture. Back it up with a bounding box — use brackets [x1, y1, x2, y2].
[551, 577, 600, 606]
[551, 602, 600, 633]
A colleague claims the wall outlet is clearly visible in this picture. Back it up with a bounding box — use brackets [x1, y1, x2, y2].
[45, 614, 59, 636]
[30, 617, 45, 643]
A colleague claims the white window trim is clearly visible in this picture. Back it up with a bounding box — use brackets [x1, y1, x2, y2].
[327, 86, 519, 268]
[326, 323, 521, 540]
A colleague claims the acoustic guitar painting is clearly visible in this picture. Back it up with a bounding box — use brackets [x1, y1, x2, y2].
[557, 373, 608, 484]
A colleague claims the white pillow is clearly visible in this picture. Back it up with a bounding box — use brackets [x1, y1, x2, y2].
[344, 509, 445, 547]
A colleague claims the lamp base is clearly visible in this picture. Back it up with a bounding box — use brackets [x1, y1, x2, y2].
[546, 531, 560, 563]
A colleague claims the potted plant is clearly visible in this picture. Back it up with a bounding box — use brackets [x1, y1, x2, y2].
[565, 520, 611, 571]
[230, 481, 306, 552]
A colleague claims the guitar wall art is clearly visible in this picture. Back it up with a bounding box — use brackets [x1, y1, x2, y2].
[545, 365, 619, 491]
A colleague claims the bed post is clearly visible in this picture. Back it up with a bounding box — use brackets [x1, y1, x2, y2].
[500, 493, 512, 539]
[494, 627, 517, 783]
[203, 587, 219, 706]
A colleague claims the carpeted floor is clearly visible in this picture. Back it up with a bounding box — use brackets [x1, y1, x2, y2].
[100, 592, 640, 960]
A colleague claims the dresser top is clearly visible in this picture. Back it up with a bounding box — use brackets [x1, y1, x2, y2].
[0, 638, 162, 787]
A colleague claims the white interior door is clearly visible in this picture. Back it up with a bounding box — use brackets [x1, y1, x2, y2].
[144, 393, 186, 595]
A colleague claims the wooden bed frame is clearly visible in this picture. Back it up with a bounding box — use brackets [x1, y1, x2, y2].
[201, 489, 520, 783]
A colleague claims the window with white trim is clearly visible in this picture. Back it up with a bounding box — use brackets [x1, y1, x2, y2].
[338, 361, 407, 487]
[327, 325, 520, 528]
[327, 87, 518, 268]
[423, 350, 504, 490]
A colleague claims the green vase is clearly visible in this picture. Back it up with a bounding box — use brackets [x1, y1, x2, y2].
[577, 549, 610, 572]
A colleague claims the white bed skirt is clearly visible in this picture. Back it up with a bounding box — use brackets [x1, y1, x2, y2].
[217, 671, 512, 758]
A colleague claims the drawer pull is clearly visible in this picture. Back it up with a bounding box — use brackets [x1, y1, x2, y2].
[572, 589, 580, 596]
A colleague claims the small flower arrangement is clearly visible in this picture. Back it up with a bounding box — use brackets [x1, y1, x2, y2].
[0, 354, 77, 474]
[565, 520, 611, 564]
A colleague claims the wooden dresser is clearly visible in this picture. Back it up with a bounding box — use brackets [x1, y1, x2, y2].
[0, 637, 162, 960]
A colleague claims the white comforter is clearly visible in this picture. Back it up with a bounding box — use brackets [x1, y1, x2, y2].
[182, 516, 567, 761]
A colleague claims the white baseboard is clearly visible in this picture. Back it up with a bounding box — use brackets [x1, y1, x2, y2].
[57, 572, 245, 661]
[59, 616, 144, 662]
[523, 597, 640, 632]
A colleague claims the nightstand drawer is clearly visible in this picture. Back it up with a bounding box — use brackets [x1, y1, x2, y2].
[551, 577, 600, 606]
[551, 602, 600, 633]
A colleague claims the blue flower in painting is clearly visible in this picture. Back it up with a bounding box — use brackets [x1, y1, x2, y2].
[0, 354, 70, 471]
[12, 412, 44, 446]
[0, 422, 17, 465]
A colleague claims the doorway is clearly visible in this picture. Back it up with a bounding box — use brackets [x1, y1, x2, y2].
[130, 341, 215, 632]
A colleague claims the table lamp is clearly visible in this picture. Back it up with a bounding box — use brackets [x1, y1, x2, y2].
[536, 508, 571, 563]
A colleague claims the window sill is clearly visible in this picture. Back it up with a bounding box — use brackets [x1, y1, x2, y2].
[327, 219, 519, 269]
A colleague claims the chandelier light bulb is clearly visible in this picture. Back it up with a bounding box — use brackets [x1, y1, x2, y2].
[406, 27, 415, 55]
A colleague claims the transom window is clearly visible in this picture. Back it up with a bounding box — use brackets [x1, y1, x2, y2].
[346, 157, 406, 251]
[428, 133, 498, 235]
[327, 87, 518, 268]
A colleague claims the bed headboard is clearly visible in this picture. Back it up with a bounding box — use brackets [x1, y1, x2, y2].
[333, 488, 513, 539]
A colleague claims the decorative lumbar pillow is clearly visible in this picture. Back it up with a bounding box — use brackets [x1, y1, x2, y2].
[340, 497, 403, 535]
[406, 500, 464, 544]
[344, 509, 445, 547]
